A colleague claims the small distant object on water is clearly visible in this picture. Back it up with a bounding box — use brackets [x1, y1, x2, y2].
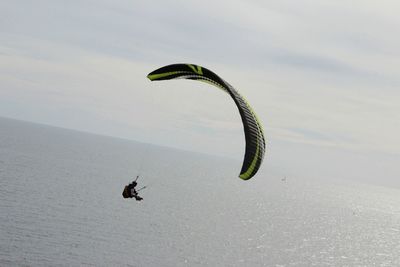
[281, 176, 286, 182]
[122, 175, 145, 201]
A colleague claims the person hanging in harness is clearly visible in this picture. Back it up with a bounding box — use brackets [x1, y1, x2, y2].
[122, 176, 144, 201]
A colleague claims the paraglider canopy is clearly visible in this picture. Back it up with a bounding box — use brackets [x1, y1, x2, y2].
[147, 64, 266, 180]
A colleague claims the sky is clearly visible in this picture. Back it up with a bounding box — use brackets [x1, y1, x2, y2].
[1, 0, 399, 185]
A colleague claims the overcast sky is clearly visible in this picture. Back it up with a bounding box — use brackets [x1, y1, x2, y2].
[1, 0, 399, 185]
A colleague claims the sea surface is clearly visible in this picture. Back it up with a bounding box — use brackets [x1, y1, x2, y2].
[1, 117, 399, 266]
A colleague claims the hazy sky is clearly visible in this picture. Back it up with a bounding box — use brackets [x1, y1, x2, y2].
[1, 0, 399, 184]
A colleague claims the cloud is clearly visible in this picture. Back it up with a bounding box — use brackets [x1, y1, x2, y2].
[0, 0, 399, 159]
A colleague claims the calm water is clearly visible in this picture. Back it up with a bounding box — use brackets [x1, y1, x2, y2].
[1, 117, 399, 266]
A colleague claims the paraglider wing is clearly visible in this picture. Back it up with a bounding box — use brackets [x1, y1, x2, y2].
[147, 64, 265, 180]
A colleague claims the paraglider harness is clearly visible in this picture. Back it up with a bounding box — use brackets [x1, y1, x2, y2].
[122, 176, 145, 201]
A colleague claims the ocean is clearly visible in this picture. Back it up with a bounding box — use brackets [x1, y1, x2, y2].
[1, 117, 399, 266]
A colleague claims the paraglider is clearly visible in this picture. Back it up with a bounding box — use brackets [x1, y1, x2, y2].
[147, 64, 265, 180]
[122, 176, 145, 201]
